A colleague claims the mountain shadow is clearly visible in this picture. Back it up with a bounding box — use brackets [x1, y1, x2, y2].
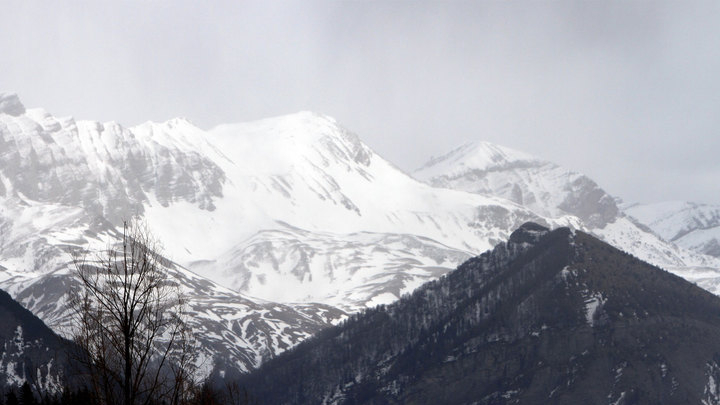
[237, 222, 720, 404]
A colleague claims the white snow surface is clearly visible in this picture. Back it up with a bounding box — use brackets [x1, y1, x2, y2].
[583, 292, 606, 327]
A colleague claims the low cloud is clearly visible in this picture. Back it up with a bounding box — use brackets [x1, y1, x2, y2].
[1, 0, 717, 204]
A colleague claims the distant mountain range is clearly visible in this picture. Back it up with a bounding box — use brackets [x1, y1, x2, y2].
[239, 223, 720, 405]
[2, 91, 719, 380]
[624, 201, 720, 259]
[413, 141, 720, 289]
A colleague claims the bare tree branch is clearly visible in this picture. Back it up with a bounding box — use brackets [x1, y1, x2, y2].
[69, 218, 198, 405]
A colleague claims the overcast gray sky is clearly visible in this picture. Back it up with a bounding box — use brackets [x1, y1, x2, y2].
[1, 1, 718, 205]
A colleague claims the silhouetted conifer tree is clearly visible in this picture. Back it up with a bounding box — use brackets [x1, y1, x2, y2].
[18, 383, 35, 405]
[6, 391, 18, 405]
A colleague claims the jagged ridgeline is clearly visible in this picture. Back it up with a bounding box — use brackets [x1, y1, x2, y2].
[238, 223, 720, 405]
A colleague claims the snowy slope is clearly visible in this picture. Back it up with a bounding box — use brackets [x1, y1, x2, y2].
[166, 113, 545, 258]
[0, 217, 344, 377]
[134, 112, 566, 309]
[0, 262, 344, 376]
[414, 141, 720, 294]
[191, 225, 472, 311]
[0, 204, 343, 377]
[624, 201, 720, 258]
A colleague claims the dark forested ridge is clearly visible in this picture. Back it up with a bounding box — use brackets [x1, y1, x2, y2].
[0, 288, 75, 393]
[237, 222, 720, 405]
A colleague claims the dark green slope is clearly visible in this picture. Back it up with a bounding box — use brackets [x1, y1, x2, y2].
[239, 223, 720, 405]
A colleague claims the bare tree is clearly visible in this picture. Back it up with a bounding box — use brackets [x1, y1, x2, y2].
[70, 219, 197, 405]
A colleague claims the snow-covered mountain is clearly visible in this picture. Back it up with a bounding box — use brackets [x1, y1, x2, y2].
[3, 91, 720, 378]
[415, 142, 618, 227]
[414, 141, 720, 293]
[181, 114, 563, 310]
[0, 93, 551, 376]
[624, 201, 720, 259]
[0, 93, 345, 377]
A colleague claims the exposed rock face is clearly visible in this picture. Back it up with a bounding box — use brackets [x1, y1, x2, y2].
[0, 111, 224, 222]
[239, 223, 720, 405]
[557, 175, 619, 228]
[0, 93, 25, 116]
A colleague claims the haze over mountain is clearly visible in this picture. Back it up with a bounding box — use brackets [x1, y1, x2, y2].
[3, 1, 719, 208]
[2, 92, 720, 381]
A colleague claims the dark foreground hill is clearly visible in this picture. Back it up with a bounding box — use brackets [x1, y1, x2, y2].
[238, 222, 720, 405]
[0, 287, 74, 393]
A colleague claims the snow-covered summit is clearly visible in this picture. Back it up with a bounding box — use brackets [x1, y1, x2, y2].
[209, 111, 373, 176]
[178, 113, 554, 308]
[416, 141, 539, 179]
[415, 140, 618, 228]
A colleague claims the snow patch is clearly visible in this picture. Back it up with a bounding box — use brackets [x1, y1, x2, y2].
[703, 360, 720, 405]
[584, 293, 606, 327]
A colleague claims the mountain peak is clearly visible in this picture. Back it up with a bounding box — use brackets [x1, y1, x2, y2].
[209, 110, 376, 175]
[508, 221, 552, 245]
[162, 116, 196, 127]
[287, 110, 336, 121]
[0, 93, 26, 116]
[414, 140, 620, 228]
[134, 116, 199, 131]
[416, 141, 540, 179]
[241, 224, 720, 404]
[211, 110, 339, 140]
